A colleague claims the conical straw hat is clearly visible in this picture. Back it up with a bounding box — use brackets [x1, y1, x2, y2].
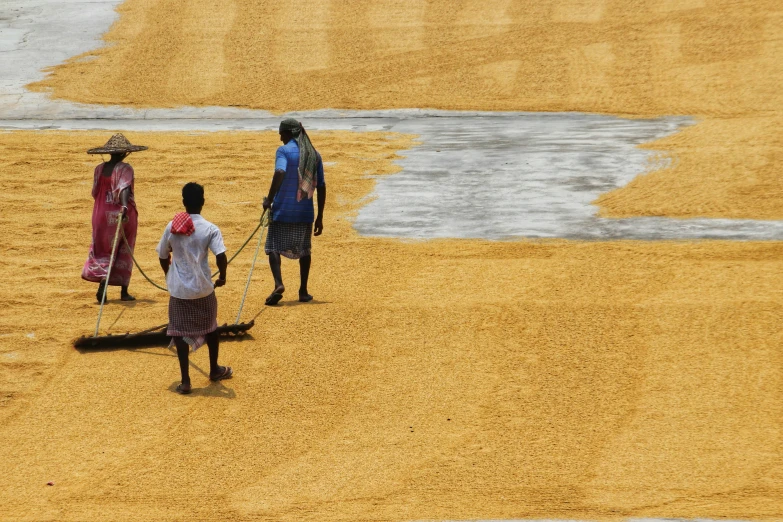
[87, 133, 148, 154]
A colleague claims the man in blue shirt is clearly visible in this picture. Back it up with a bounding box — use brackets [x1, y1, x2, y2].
[262, 118, 326, 305]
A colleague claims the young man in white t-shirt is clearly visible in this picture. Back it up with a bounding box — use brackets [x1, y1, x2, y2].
[157, 183, 232, 394]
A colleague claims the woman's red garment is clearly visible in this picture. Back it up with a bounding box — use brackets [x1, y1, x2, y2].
[81, 163, 138, 287]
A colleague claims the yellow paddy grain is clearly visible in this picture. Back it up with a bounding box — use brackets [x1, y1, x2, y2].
[0, 131, 781, 521]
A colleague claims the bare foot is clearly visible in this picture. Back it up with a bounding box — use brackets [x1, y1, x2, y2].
[265, 292, 283, 306]
[96, 280, 106, 303]
[209, 366, 233, 382]
[265, 284, 285, 306]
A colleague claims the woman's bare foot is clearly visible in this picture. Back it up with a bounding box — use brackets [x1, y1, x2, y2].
[96, 280, 106, 303]
[120, 286, 135, 301]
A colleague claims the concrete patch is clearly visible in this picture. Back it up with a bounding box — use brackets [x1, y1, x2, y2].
[0, 0, 124, 119]
[353, 113, 783, 240]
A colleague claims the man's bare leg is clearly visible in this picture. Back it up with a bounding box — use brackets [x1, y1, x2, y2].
[173, 336, 191, 394]
[299, 255, 313, 302]
[266, 252, 285, 305]
[206, 330, 231, 380]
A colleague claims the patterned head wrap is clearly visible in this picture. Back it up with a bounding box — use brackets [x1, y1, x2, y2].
[171, 212, 195, 236]
[280, 118, 319, 201]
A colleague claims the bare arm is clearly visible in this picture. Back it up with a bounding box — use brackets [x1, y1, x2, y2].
[120, 187, 130, 207]
[159, 256, 170, 276]
[120, 187, 131, 221]
[314, 184, 326, 236]
[214, 252, 228, 287]
[263, 169, 285, 210]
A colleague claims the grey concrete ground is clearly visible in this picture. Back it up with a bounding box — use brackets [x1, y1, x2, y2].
[2, 0, 782, 243]
[0, 0, 123, 119]
[354, 113, 783, 240]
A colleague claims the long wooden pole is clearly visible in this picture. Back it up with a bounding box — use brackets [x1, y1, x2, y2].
[94, 210, 124, 337]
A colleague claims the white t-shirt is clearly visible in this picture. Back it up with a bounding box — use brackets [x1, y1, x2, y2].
[156, 214, 226, 300]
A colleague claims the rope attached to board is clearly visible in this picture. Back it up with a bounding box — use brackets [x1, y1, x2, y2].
[120, 214, 267, 292]
[92, 211, 269, 337]
[235, 210, 269, 324]
[122, 228, 168, 291]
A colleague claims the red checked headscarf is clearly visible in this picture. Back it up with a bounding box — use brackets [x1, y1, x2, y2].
[171, 212, 195, 236]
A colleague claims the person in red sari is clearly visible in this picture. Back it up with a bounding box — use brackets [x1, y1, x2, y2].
[81, 134, 147, 302]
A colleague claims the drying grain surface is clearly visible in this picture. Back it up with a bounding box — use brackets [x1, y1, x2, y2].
[597, 114, 783, 220]
[0, 131, 781, 521]
[28, 0, 783, 219]
[29, 0, 781, 117]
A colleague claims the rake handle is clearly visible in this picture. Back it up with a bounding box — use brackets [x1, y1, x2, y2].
[94, 209, 125, 337]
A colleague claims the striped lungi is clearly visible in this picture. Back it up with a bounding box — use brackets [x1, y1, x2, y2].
[167, 292, 218, 350]
[265, 221, 312, 260]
